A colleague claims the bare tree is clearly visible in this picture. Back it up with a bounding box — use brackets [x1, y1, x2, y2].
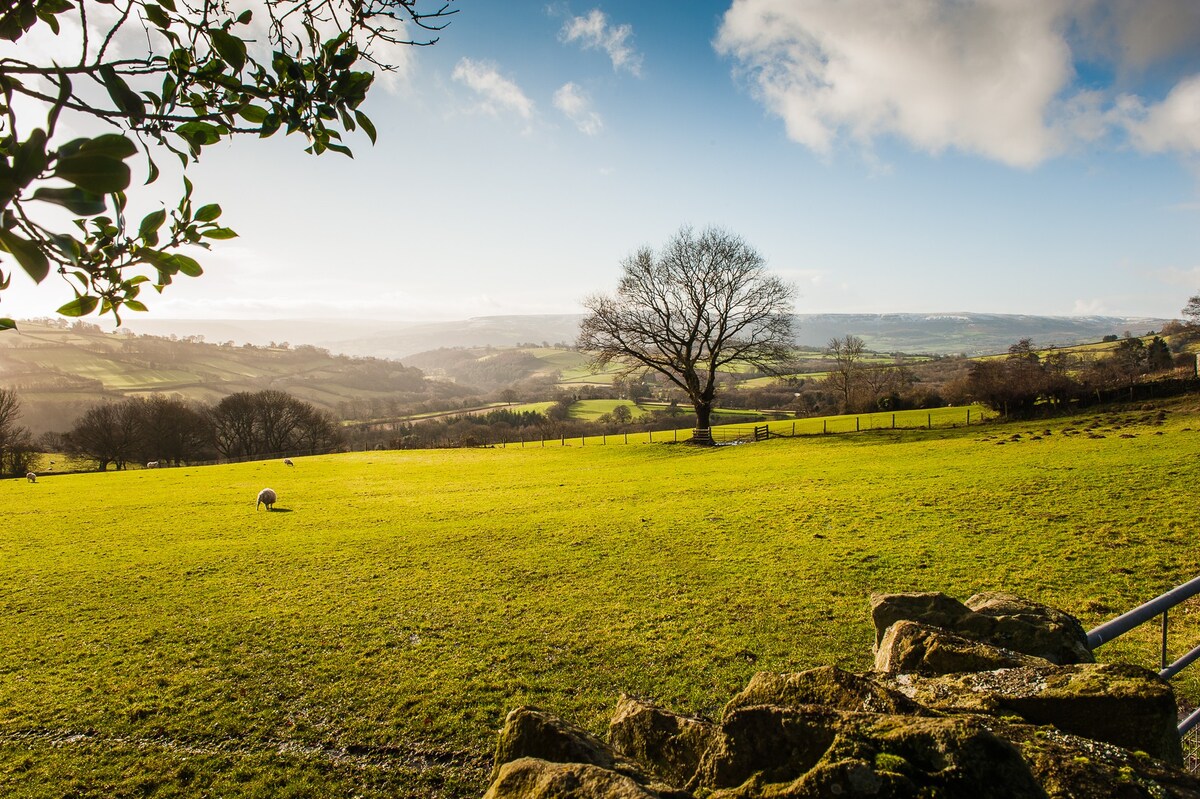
[0, 388, 35, 476]
[578, 226, 795, 431]
[824, 335, 866, 412]
[65, 399, 143, 470]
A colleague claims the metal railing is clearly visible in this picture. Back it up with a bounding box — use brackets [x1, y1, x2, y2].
[1086, 573, 1200, 735]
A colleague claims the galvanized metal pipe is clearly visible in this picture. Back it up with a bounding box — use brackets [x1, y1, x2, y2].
[1161, 641, 1200, 681]
[1179, 706, 1200, 736]
[1086, 574, 1200, 650]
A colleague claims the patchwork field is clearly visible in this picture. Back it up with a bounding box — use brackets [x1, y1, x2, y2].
[3, 398, 1200, 798]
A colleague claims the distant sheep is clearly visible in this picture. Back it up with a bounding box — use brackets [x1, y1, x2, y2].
[256, 488, 277, 511]
[283, 458, 294, 467]
[146, 461, 159, 469]
[26, 472, 36, 483]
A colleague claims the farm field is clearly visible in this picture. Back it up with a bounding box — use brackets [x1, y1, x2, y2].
[3, 397, 1200, 797]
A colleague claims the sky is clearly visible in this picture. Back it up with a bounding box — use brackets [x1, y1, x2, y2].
[3, 0, 1200, 322]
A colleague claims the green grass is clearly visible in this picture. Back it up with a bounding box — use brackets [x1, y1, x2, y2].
[568, 399, 651, 421]
[3, 398, 1200, 797]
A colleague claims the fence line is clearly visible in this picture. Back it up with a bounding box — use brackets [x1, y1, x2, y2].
[498, 406, 988, 449]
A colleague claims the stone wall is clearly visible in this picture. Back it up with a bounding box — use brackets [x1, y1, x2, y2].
[482, 591, 1200, 798]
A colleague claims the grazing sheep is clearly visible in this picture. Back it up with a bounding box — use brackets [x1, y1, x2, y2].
[256, 488, 277, 511]
[283, 458, 294, 467]
[26, 472, 36, 483]
[146, 461, 159, 469]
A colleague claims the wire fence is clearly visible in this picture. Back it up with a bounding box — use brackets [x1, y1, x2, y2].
[496, 405, 991, 449]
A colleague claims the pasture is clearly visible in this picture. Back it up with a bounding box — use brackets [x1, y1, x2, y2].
[3, 398, 1200, 797]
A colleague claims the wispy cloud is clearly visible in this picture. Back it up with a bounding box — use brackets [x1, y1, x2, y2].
[561, 9, 642, 76]
[451, 58, 534, 121]
[553, 82, 603, 135]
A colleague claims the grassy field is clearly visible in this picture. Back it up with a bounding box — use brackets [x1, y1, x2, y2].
[3, 398, 1200, 797]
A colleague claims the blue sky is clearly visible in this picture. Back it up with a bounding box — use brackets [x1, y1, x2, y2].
[4, 0, 1200, 322]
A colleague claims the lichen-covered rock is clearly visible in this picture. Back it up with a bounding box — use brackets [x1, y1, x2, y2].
[870, 591, 980, 647]
[870, 591, 1093, 665]
[875, 619, 1055, 675]
[484, 758, 663, 799]
[988, 720, 1200, 799]
[964, 592, 1094, 665]
[723, 666, 929, 717]
[491, 707, 648, 785]
[696, 704, 841, 790]
[608, 695, 714, 789]
[886, 662, 1184, 766]
[698, 710, 1046, 798]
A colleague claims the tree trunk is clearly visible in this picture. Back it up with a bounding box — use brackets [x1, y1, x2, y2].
[694, 402, 712, 430]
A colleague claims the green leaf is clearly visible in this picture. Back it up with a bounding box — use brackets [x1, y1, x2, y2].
[143, 2, 170, 29]
[31, 186, 107, 215]
[57, 295, 99, 317]
[0, 318, 16, 331]
[236, 9, 251, 24]
[201, 227, 237, 240]
[98, 65, 146, 124]
[158, 0, 175, 10]
[138, 208, 167, 241]
[237, 104, 269, 124]
[53, 154, 131, 194]
[194, 203, 221, 222]
[0, 228, 51, 282]
[210, 29, 247, 72]
[13, 128, 48, 183]
[175, 121, 223, 148]
[172, 254, 202, 276]
[123, 299, 148, 312]
[354, 110, 376, 144]
[60, 134, 137, 160]
[325, 142, 353, 158]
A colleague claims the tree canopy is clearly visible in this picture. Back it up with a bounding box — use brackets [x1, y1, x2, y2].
[0, 0, 453, 329]
[577, 225, 795, 432]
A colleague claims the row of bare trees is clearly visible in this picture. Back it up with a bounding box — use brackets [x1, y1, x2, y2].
[822, 335, 916, 413]
[51, 391, 343, 470]
[963, 336, 1184, 417]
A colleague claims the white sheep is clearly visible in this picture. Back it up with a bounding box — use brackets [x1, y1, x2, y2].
[256, 488, 278, 511]
[283, 458, 294, 467]
[146, 461, 159, 469]
[26, 472, 36, 483]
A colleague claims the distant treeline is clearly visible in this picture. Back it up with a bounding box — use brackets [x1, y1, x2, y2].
[37, 390, 343, 470]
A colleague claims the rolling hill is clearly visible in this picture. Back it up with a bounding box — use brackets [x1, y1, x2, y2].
[106, 312, 1174, 359]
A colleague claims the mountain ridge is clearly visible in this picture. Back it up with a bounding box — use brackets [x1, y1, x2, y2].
[98, 312, 1173, 359]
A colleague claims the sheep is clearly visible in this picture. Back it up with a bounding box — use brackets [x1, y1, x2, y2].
[256, 488, 278, 511]
[26, 472, 36, 483]
[283, 458, 294, 467]
[146, 461, 159, 469]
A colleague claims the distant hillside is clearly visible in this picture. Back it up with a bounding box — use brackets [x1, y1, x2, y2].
[0, 320, 465, 433]
[111, 312, 1173, 359]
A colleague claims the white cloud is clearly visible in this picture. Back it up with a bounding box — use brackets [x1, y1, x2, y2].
[1119, 75, 1200, 155]
[554, 83, 603, 135]
[715, 0, 1077, 167]
[561, 9, 643, 76]
[451, 58, 535, 120]
[1072, 298, 1107, 315]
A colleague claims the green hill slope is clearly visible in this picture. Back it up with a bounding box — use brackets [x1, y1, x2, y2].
[0, 320, 452, 432]
[3, 397, 1198, 797]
